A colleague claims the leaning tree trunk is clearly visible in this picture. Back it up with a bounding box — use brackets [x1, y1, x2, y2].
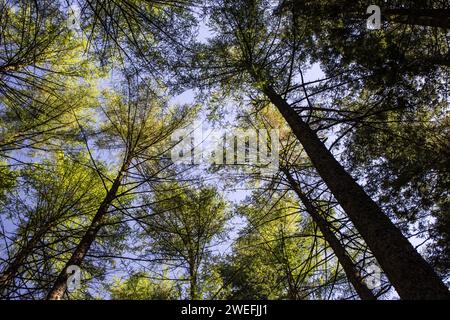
[282, 168, 376, 300]
[1, 211, 74, 296]
[0, 231, 44, 297]
[46, 159, 131, 300]
[264, 85, 449, 299]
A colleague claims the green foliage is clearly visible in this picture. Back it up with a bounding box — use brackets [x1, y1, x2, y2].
[221, 192, 328, 300]
[141, 183, 229, 299]
[110, 272, 180, 300]
[0, 151, 109, 298]
[347, 99, 450, 273]
[1, 0, 449, 300]
[0, 160, 15, 205]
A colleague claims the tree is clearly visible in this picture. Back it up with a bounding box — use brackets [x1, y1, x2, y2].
[184, 0, 449, 299]
[46, 77, 193, 299]
[0, 161, 15, 206]
[222, 191, 344, 300]
[279, 1, 450, 30]
[0, 0, 448, 301]
[227, 101, 377, 299]
[109, 272, 180, 300]
[288, 0, 450, 279]
[345, 96, 450, 276]
[140, 183, 228, 299]
[0, 1, 102, 154]
[280, 167, 376, 300]
[69, 0, 196, 74]
[0, 152, 106, 298]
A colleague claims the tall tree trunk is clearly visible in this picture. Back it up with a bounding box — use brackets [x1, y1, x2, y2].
[0, 232, 43, 296]
[427, 55, 450, 68]
[189, 261, 199, 300]
[282, 168, 376, 300]
[0, 210, 74, 296]
[287, 2, 450, 29]
[46, 159, 131, 300]
[264, 85, 449, 299]
[384, 9, 450, 29]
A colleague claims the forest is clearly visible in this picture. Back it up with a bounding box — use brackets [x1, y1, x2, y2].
[0, 0, 449, 301]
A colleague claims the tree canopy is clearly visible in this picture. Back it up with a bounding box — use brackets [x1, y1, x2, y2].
[0, 0, 449, 300]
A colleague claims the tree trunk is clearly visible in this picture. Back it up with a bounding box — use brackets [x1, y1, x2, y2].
[0, 234, 41, 297]
[425, 55, 450, 68]
[286, 2, 450, 29]
[0, 63, 25, 73]
[0, 210, 74, 296]
[384, 9, 450, 29]
[264, 85, 449, 299]
[282, 168, 376, 300]
[46, 159, 130, 300]
[189, 261, 199, 300]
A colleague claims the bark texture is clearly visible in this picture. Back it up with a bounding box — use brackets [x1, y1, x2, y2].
[265, 85, 450, 299]
[46, 160, 130, 300]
